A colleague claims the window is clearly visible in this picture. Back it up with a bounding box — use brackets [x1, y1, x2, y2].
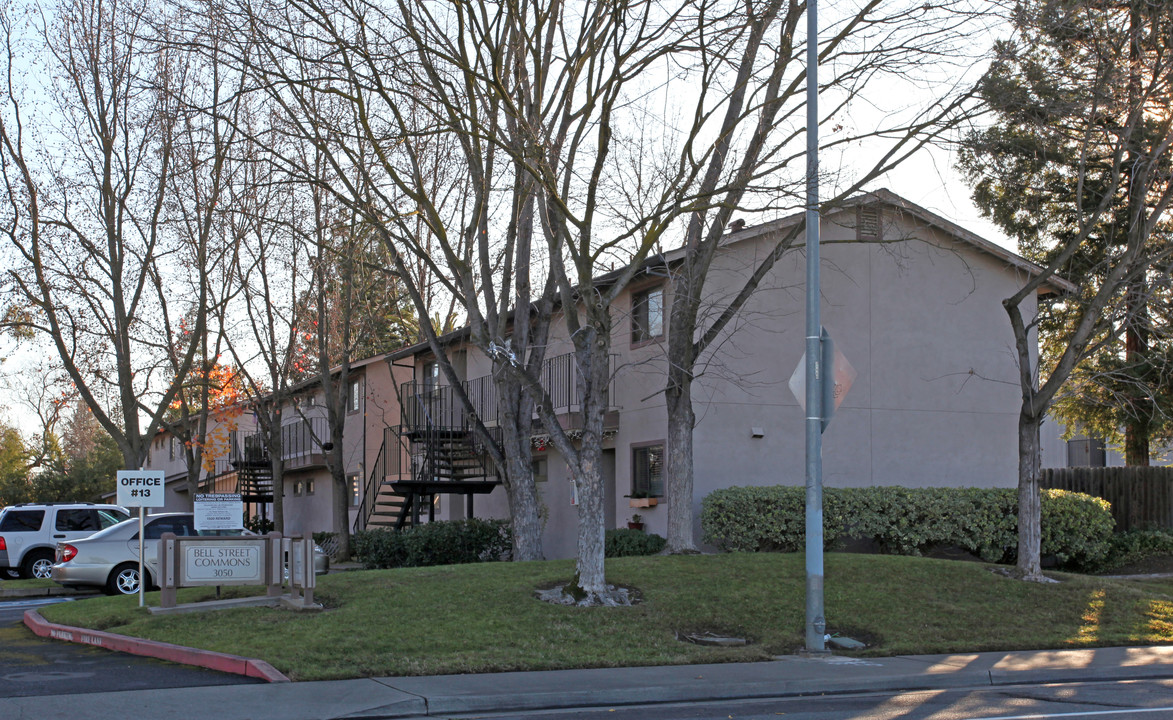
[97, 508, 130, 528]
[305, 479, 315, 496]
[0, 510, 44, 532]
[632, 444, 664, 497]
[140, 517, 197, 539]
[55, 509, 99, 532]
[632, 287, 664, 343]
[532, 457, 548, 483]
[422, 361, 439, 390]
[1067, 438, 1107, 467]
[347, 378, 362, 413]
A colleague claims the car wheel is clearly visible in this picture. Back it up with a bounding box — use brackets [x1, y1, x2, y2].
[21, 550, 55, 580]
[4, 569, 19, 579]
[106, 563, 143, 596]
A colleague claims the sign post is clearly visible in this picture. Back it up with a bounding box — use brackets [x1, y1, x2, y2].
[115, 470, 165, 607]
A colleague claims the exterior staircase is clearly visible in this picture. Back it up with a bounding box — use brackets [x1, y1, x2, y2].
[234, 440, 273, 500]
[355, 420, 500, 533]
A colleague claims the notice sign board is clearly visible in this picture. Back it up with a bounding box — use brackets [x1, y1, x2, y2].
[180, 538, 266, 585]
[116, 470, 166, 507]
[194, 493, 244, 532]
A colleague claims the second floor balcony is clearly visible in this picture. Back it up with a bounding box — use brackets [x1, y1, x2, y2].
[210, 416, 332, 478]
[400, 351, 618, 435]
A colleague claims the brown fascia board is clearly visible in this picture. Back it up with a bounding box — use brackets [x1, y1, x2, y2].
[271, 350, 397, 399]
[859, 189, 1078, 296]
[382, 258, 675, 364]
[385, 326, 473, 363]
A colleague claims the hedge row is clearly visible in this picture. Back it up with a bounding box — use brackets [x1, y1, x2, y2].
[701, 486, 1114, 569]
[354, 518, 512, 569]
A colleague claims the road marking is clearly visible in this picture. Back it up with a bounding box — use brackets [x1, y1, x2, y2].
[974, 707, 1173, 719]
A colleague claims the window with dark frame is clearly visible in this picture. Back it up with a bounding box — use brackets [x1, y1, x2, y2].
[532, 457, 548, 483]
[347, 378, 362, 413]
[631, 287, 664, 343]
[632, 444, 664, 497]
[422, 361, 439, 391]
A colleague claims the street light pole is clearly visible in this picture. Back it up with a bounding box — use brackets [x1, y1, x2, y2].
[803, 0, 826, 654]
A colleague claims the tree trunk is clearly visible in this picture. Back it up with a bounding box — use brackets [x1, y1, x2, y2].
[664, 362, 698, 553]
[270, 453, 285, 535]
[564, 328, 615, 602]
[1016, 408, 1044, 580]
[1123, 284, 1151, 467]
[499, 401, 544, 560]
[330, 420, 351, 561]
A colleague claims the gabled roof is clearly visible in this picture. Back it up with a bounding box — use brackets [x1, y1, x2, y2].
[704, 188, 1076, 295]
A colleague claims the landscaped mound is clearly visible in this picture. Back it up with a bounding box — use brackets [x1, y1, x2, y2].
[701, 486, 1114, 570]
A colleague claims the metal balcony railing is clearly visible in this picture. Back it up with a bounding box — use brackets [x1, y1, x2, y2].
[400, 351, 616, 432]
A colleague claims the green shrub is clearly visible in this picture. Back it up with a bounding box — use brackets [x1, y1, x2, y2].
[1097, 529, 1173, 572]
[353, 518, 512, 569]
[605, 529, 666, 558]
[701, 485, 1113, 570]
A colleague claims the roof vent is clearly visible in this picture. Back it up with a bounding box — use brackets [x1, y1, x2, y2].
[857, 206, 882, 240]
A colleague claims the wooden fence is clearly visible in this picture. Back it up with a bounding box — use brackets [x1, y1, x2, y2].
[1041, 466, 1173, 532]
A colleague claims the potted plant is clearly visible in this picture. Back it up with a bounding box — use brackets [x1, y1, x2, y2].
[627, 514, 644, 531]
[627, 491, 658, 508]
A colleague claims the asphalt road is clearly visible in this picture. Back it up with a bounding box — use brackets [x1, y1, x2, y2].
[468, 680, 1173, 720]
[0, 596, 263, 698]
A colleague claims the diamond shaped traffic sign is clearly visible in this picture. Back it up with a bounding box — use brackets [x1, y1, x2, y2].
[788, 328, 856, 432]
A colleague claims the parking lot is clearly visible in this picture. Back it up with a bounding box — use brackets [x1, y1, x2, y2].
[0, 597, 262, 698]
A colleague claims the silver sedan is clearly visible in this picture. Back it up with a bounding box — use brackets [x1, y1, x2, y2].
[51, 513, 329, 595]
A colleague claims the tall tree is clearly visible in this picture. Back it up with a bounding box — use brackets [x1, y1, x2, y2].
[32, 399, 124, 502]
[960, 0, 1173, 579]
[0, 0, 227, 470]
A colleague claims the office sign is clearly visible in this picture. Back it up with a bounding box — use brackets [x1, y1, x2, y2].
[116, 470, 166, 508]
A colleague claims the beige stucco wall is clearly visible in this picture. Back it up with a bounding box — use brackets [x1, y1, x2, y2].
[402, 201, 1042, 557]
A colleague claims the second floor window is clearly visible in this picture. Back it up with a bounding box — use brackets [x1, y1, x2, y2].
[347, 378, 362, 413]
[422, 361, 439, 391]
[632, 287, 664, 343]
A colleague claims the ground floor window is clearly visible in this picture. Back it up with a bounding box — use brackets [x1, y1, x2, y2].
[632, 443, 664, 498]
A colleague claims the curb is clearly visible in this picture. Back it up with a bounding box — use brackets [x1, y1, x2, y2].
[22, 609, 290, 683]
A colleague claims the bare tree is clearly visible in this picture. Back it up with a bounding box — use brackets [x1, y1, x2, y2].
[152, 3, 252, 506]
[0, 0, 220, 470]
[225, 149, 311, 536]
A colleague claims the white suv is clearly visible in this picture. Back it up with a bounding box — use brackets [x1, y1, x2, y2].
[0, 503, 130, 579]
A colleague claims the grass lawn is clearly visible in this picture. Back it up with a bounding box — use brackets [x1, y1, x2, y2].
[1, 577, 58, 590]
[35, 552, 1173, 681]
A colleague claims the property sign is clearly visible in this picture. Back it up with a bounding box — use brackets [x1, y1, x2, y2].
[115, 470, 166, 507]
[181, 539, 265, 584]
[194, 493, 244, 532]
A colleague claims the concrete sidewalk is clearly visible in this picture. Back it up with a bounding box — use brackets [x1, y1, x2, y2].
[3, 644, 1173, 719]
